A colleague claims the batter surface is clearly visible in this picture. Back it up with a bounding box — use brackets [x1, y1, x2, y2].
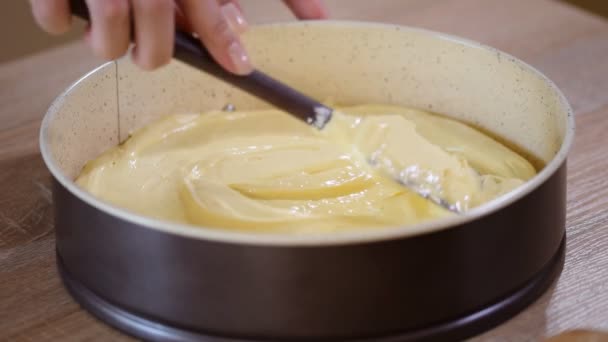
[76, 105, 536, 233]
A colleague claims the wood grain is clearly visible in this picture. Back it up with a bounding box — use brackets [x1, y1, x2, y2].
[1, 0, 608, 340]
[545, 329, 608, 342]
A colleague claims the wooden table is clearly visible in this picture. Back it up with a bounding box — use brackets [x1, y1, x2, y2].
[2, 0, 608, 340]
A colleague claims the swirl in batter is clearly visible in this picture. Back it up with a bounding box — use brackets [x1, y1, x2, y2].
[76, 105, 536, 234]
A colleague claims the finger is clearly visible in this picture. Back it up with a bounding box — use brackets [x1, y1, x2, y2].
[282, 0, 328, 20]
[29, 0, 71, 34]
[219, 1, 248, 34]
[84, 0, 130, 60]
[131, 0, 174, 70]
[218, 0, 242, 12]
[176, 1, 246, 35]
[179, 0, 252, 75]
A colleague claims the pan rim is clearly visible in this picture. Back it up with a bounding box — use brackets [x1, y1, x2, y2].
[39, 20, 575, 246]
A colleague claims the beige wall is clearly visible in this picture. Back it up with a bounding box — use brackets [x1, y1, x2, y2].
[1, 0, 605, 63]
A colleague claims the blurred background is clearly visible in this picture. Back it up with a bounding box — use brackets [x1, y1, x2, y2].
[1, 0, 606, 64]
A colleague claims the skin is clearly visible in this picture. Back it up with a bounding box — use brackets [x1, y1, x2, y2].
[29, 0, 328, 74]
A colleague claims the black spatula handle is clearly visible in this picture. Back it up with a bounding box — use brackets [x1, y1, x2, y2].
[68, 0, 333, 129]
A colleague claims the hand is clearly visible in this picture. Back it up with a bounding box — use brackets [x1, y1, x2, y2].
[29, 0, 328, 74]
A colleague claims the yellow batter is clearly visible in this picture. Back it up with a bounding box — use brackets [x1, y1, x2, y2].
[76, 105, 536, 234]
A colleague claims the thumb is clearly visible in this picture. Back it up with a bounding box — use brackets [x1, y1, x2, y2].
[176, 0, 253, 75]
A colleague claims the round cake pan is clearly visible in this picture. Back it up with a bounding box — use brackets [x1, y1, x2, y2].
[40, 22, 574, 341]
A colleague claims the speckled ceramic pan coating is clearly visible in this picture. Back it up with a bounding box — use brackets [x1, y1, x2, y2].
[40, 22, 574, 341]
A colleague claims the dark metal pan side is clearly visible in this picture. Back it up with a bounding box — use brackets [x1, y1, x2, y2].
[53, 162, 566, 341]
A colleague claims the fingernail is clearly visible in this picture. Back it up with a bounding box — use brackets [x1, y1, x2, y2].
[228, 41, 253, 75]
[221, 3, 248, 34]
